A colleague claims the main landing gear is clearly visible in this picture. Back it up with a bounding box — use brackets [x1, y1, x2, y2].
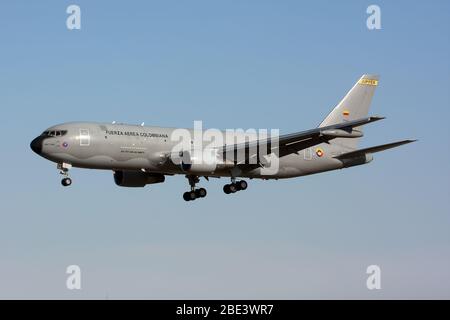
[223, 178, 248, 194]
[183, 175, 207, 201]
[58, 163, 72, 187]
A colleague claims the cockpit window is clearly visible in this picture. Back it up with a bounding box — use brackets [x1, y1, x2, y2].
[41, 130, 67, 137]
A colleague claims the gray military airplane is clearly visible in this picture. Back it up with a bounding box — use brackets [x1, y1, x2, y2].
[30, 75, 415, 201]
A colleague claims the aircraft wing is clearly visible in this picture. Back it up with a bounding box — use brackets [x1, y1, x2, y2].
[219, 116, 385, 164]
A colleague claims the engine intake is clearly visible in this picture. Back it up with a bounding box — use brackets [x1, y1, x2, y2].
[113, 171, 165, 187]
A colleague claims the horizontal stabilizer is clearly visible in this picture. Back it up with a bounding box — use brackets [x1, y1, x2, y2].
[335, 139, 416, 159]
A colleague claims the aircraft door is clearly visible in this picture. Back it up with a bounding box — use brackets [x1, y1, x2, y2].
[304, 147, 312, 160]
[79, 129, 91, 146]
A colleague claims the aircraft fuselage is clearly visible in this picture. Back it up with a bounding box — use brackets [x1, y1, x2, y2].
[30, 121, 347, 179]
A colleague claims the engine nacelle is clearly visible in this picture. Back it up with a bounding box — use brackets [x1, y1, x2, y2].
[340, 153, 373, 168]
[113, 171, 165, 187]
[171, 149, 219, 174]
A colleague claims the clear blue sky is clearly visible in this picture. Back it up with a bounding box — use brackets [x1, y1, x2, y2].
[0, 0, 449, 299]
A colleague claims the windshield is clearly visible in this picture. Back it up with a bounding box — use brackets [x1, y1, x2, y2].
[41, 130, 68, 137]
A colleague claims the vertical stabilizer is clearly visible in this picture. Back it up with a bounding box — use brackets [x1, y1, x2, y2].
[319, 74, 379, 150]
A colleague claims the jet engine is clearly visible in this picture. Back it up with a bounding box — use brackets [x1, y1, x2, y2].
[171, 149, 219, 174]
[339, 154, 373, 168]
[113, 171, 165, 187]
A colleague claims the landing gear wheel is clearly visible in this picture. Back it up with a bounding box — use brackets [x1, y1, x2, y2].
[183, 191, 197, 201]
[238, 180, 248, 190]
[183, 176, 208, 201]
[61, 177, 72, 187]
[224, 180, 248, 195]
[196, 188, 207, 198]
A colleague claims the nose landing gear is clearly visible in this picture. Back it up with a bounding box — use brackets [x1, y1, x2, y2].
[58, 163, 72, 187]
[61, 177, 72, 186]
[183, 176, 207, 201]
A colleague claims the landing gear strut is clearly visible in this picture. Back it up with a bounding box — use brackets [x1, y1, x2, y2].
[183, 175, 207, 201]
[58, 163, 72, 187]
[223, 178, 248, 194]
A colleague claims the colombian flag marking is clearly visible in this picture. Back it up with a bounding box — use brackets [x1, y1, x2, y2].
[343, 110, 350, 116]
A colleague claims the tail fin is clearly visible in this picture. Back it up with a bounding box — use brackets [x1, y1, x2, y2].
[319, 74, 379, 150]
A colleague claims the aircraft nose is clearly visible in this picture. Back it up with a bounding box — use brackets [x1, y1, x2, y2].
[30, 136, 43, 155]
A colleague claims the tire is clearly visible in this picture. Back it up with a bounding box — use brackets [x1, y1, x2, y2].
[223, 184, 231, 194]
[229, 183, 237, 193]
[238, 180, 248, 190]
[198, 188, 207, 198]
[61, 178, 72, 187]
[189, 191, 197, 200]
[183, 192, 191, 201]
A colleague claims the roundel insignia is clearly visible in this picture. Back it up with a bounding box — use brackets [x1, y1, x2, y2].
[342, 110, 350, 116]
[316, 148, 324, 157]
[62, 142, 69, 148]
